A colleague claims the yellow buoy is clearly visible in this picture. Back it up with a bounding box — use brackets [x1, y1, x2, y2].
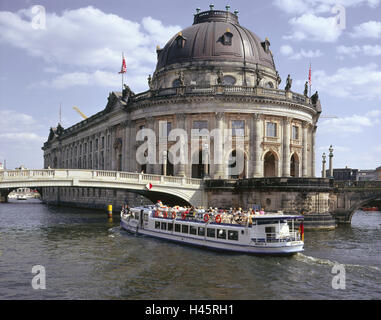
[107, 204, 113, 218]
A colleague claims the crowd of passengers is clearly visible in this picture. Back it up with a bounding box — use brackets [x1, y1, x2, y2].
[122, 200, 269, 225]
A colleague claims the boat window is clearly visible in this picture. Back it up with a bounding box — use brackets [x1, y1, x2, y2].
[168, 223, 173, 231]
[228, 230, 239, 241]
[217, 229, 226, 239]
[189, 226, 197, 235]
[182, 225, 189, 234]
[175, 224, 181, 232]
[161, 222, 167, 230]
[198, 227, 205, 236]
[207, 228, 216, 238]
[144, 214, 148, 221]
[155, 221, 160, 229]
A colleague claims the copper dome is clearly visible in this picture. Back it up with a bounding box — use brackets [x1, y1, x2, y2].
[155, 9, 276, 71]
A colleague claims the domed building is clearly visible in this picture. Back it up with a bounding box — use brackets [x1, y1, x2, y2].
[42, 6, 322, 208]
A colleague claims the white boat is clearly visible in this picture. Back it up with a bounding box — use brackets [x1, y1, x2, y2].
[120, 204, 304, 255]
[16, 194, 27, 200]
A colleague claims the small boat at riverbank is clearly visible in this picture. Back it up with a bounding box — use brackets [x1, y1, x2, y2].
[120, 202, 304, 255]
[361, 207, 379, 211]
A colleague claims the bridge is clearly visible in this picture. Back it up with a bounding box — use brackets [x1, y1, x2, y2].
[331, 180, 381, 223]
[0, 169, 205, 207]
[1, 169, 380, 226]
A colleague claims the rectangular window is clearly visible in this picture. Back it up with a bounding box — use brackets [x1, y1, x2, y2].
[217, 229, 226, 239]
[155, 221, 160, 229]
[175, 224, 181, 232]
[102, 136, 105, 149]
[161, 222, 167, 230]
[193, 120, 208, 130]
[231, 120, 245, 136]
[198, 227, 205, 236]
[181, 225, 189, 234]
[207, 228, 216, 238]
[168, 223, 173, 232]
[266, 122, 277, 137]
[292, 125, 299, 140]
[189, 226, 197, 235]
[228, 230, 239, 241]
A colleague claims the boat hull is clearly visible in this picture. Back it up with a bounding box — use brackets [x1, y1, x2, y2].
[120, 218, 304, 256]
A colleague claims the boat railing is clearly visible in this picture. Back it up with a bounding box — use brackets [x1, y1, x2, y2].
[252, 232, 301, 244]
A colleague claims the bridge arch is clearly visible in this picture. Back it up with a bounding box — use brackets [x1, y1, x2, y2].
[0, 169, 205, 207]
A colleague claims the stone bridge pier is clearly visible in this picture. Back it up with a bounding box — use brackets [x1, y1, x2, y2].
[205, 177, 336, 230]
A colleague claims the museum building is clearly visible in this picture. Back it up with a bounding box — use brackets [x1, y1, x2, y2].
[42, 7, 322, 208]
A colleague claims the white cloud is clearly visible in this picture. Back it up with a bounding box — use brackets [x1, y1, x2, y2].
[274, 0, 380, 15]
[283, 13, 343, 42]
[280, 44, 323, 59]
[336, 44, 381, 59]
[350, 21, 381, 38]
[319, 110, 381, 134]
[311, 64, 381, 100]
[0, 6, 182, 92]
[0, 110, 45, 150]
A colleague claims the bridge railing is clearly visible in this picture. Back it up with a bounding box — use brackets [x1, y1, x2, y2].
[334, 180, 381, 189]
[0, 169, 203, 188]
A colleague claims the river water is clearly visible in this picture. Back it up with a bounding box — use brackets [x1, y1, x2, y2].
[0, 199, 380, 300]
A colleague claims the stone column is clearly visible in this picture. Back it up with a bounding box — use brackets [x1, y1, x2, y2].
[312, 125, 317, 177]
[282, 117, 291, 177]
[322, 153, 326, 178]
[146, 116, 156, 174]
[110, 128, 116, 170]
[176, 114, 186, 177]
[302, 121, 308, 177]
[252, 113, 263, 177]
[213, 112, 225, 179]
[329, 145, 334, 178]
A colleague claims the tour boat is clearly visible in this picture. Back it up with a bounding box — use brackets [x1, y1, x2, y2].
[120, 202, 304, 255]
[16, 194, 27, 200]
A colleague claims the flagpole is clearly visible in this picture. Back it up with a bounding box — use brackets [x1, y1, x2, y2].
[309, 61, 312, 98]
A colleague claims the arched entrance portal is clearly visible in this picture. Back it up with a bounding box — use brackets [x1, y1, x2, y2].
[264, 151, 278, 177]
[290, 153, 300, 177]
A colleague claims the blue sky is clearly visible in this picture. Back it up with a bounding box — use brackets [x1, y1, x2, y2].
[0, 0, 380, 175]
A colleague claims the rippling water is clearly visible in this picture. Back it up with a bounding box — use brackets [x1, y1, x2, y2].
[0, 199, 380, 299]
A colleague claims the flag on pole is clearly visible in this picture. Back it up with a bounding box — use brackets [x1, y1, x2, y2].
[119, 53, 127, 74]
[299, 222, 304, 242]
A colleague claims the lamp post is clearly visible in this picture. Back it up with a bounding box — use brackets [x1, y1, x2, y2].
[329, 145, 334, 178]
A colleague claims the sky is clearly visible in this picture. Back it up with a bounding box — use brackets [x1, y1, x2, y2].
[0, 0, 380, 175]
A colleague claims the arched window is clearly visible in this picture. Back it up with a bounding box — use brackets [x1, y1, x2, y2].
[265, 81, 274, 88]
[223, 75, 236, 85]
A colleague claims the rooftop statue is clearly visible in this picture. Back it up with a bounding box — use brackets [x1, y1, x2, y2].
[304, 81, 308, 97]
[311, 91, 319, 105]
[285, 74, 292, 91]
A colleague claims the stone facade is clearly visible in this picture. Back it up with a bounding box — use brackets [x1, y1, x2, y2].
[41, 8, 321, 210]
